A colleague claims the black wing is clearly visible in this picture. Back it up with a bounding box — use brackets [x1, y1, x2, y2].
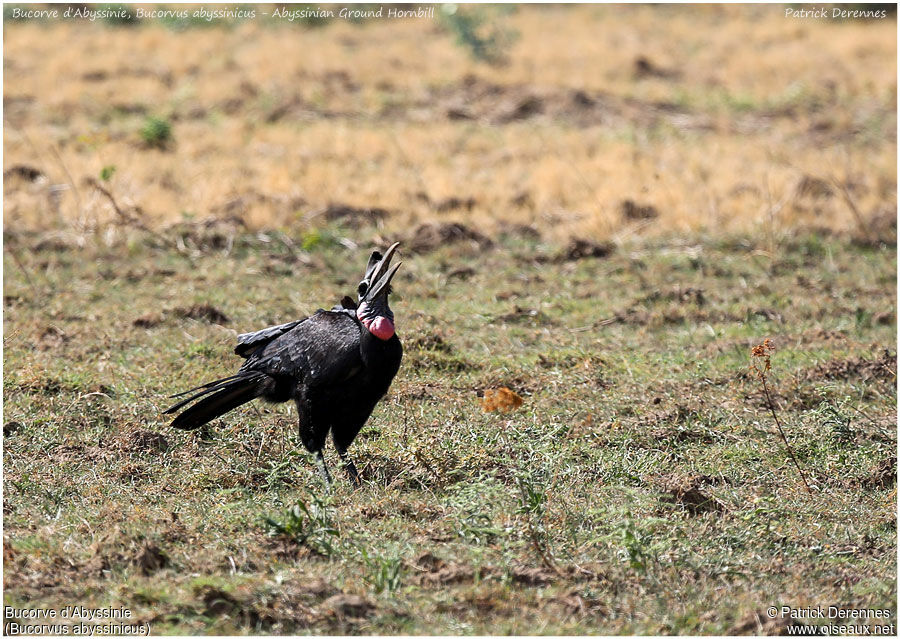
[240, 310, 363, 387]
[235, 318, 307, 358]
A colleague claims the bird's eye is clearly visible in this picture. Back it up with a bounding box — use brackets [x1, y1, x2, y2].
[358, 281, 368, 296]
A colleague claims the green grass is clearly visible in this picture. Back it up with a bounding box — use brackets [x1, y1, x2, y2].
[3, 227, 896, 634]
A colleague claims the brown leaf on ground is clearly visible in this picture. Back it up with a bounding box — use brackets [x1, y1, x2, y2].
[481, 387, 524, 413]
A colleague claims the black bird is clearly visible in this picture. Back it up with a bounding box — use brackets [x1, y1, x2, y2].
[164, 242, 403, 486]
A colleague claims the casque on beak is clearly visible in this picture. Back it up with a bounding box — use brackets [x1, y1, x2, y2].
[359, 242, 401, 302]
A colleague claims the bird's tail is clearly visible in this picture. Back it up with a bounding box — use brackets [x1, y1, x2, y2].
[164, 371, 273, 431]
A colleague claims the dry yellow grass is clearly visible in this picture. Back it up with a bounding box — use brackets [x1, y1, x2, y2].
[4, 4, 897, 241]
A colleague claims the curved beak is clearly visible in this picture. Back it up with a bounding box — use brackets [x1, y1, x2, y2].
[363, 242, 401, 301]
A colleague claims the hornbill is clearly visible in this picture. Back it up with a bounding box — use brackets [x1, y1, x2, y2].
[164, 242, 403, 487]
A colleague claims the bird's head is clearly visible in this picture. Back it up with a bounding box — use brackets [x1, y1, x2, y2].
[356, 241, 401, 341]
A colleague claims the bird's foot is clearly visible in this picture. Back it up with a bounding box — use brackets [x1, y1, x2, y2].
[338, 448, 362, 488]
[315, 449, 333, 492]
[345, 460, 361, 488]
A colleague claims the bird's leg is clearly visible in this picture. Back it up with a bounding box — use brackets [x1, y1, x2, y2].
[337, 447, 361, 487]
[314, 449, 333, 491]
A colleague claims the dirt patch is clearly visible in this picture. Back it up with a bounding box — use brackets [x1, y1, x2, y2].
[405, 335, 477, 373]
[634, 56, 680, 80]
[432, 75, 713, 130]
[752, 308, 783, 323]
[407, 222, 494, 254]
[4, 422, 22, 437]
[794, 175, 834, 199]
[433, 196, 477, 212]
[174, 303, 230, 324]
[856, 456, 897, 489]
[637, 286, 706, 306]
[406, 332, 454, 353]
[729, 609, 791, 635]
[211, 190, 308, 221]
[320, 594, 374, 619]
[36, 325, 70, 350]
[411, 555, 554, 588]
[558, 238, 615, 261]
[135, 541, 169, 575]
[805, 350, 896, 383]
[499, 222, 541, 240]
[495, 94, 544, 123]
[163, 215, 246, 252]
[658, 475, 725, 515]
[509, 564, 556, 586]
[198, 585, 243, 617]
[134, 304, 230, 328]
[414, 558, 475, 587]
[133, 313, 164, 328]
[128, 430, 170, 454]
[3, 164, 46, 190]
[636, 402, 724, 445]
[620, 199, 660, 221]
[495, 305, 556, 326]
[546, 589, 607, 618]
[317, 203, 390, 227]
[509, 192, 535, 209]
[355, 452, 453, 490]
[446, 266, 475, 281]
[854, 205, 898, 247]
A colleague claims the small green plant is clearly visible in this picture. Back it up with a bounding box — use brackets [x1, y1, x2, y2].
[140, 116, 173, 149]
[516, 476, 547, 516]
[620, 519, 654, 574]
[455, 511, 502, 545]
[299, 228, 341, 252]
[439, 5, 517, 65]
[100, 165, 116, 182]
[516, 475, 559, 573]
[360, 550, 403, 594]
[301, 229, 323, 251]
[263, 494, 339, 557]
[813, 398, 855, 445]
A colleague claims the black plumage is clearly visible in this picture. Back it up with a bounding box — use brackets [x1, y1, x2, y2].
[164, 243, 404, 486]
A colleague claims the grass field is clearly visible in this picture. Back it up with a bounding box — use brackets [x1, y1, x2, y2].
[3, 3, 898, 636]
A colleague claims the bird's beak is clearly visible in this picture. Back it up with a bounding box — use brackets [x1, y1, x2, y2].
[363, 242, 401, 301]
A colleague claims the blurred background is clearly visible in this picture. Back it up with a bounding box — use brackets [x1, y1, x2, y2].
[4, 7, 897, 634]
[4, 3, 897, 246]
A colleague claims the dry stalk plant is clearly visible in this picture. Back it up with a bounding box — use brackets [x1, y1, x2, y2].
[750, 339, 814, 496]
